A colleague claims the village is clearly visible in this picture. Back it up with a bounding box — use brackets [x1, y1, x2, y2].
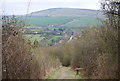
[25, 25, 82, 46]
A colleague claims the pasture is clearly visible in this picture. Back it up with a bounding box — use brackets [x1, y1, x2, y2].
[23, 16, 100, 27]
[24, 17, 72, 26]
[22, 16, 101, 46]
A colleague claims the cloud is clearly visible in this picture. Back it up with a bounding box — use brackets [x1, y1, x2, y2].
[5, 0, 99, 3]
[0, 0, 100, 15]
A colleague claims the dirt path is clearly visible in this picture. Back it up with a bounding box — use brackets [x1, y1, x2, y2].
[45, 66, 83, 79]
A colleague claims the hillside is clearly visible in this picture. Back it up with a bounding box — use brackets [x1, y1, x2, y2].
[23, 8, 104, 46]
[29, 8, 104, 18]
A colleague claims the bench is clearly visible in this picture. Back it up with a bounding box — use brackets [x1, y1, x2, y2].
[75, 68, 84, 75]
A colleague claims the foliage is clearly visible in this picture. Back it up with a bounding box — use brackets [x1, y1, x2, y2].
[2, 16, 33, 79]
[2, 16, 61, 79]
[32, 40, 39, 48]
[2, 0, 119, 79]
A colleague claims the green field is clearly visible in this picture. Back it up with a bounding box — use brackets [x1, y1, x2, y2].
[61, 17, 100, 27]
[25, 34, 45, 44]
[23, 16, 101, 46]
[47, 36, 61, 45]
[23, 16, 100, 27]
[25, 34, 61, 45]
[24, 17, 72, 25]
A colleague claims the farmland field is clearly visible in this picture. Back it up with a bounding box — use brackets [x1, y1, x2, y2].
[61, 17, 100, 27]
[22, 16, 101, 46]
[24, 17, 72, 26]
[22, 16, 100, 27]
[24, 34, 45, 44]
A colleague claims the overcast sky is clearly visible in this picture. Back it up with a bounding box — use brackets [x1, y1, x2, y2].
[0, 0, 101, 15]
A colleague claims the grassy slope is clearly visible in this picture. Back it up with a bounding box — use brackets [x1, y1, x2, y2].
[25, 35, 45, 44]
[47, 36, 61, 44]
[23, 16, 100, 45]
[25, 34, 61, 45]
[23, 17, 100, 27]
[25, 17, 72, 25]
[29, 8, 103, 18]
[23, 8, 104, 27]
[61, 17, 100, 27]
[22, 8, 103, 45]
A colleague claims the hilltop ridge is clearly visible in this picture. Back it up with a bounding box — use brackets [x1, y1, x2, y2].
[29, 8, 104, 18]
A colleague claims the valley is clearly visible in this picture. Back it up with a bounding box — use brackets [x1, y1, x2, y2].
[22, 16, 102, 46]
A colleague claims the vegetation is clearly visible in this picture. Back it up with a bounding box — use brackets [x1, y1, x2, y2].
[61, 17, 100, 27]
[45, 67, 83, 79]
[2, 16, 61, 79]
[25, 17, 71, 25]
[23, 16, 100, 27]
[2, 16, 33, 79]
[29, 8, 103, 17]
[2, 0, 119, 79]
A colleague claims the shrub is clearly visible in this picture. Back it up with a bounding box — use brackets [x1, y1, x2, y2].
[2, 16, 40, 79]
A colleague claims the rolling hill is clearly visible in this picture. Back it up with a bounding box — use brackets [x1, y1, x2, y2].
[24, 8, 105, 45]
[29, 8, 104, 18]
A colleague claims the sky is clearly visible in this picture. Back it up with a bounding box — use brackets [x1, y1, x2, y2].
[0, 0, 101, 15]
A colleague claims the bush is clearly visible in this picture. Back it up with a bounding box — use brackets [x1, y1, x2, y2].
[71, 26, 118, 79]
[2, 16, 40, 79]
